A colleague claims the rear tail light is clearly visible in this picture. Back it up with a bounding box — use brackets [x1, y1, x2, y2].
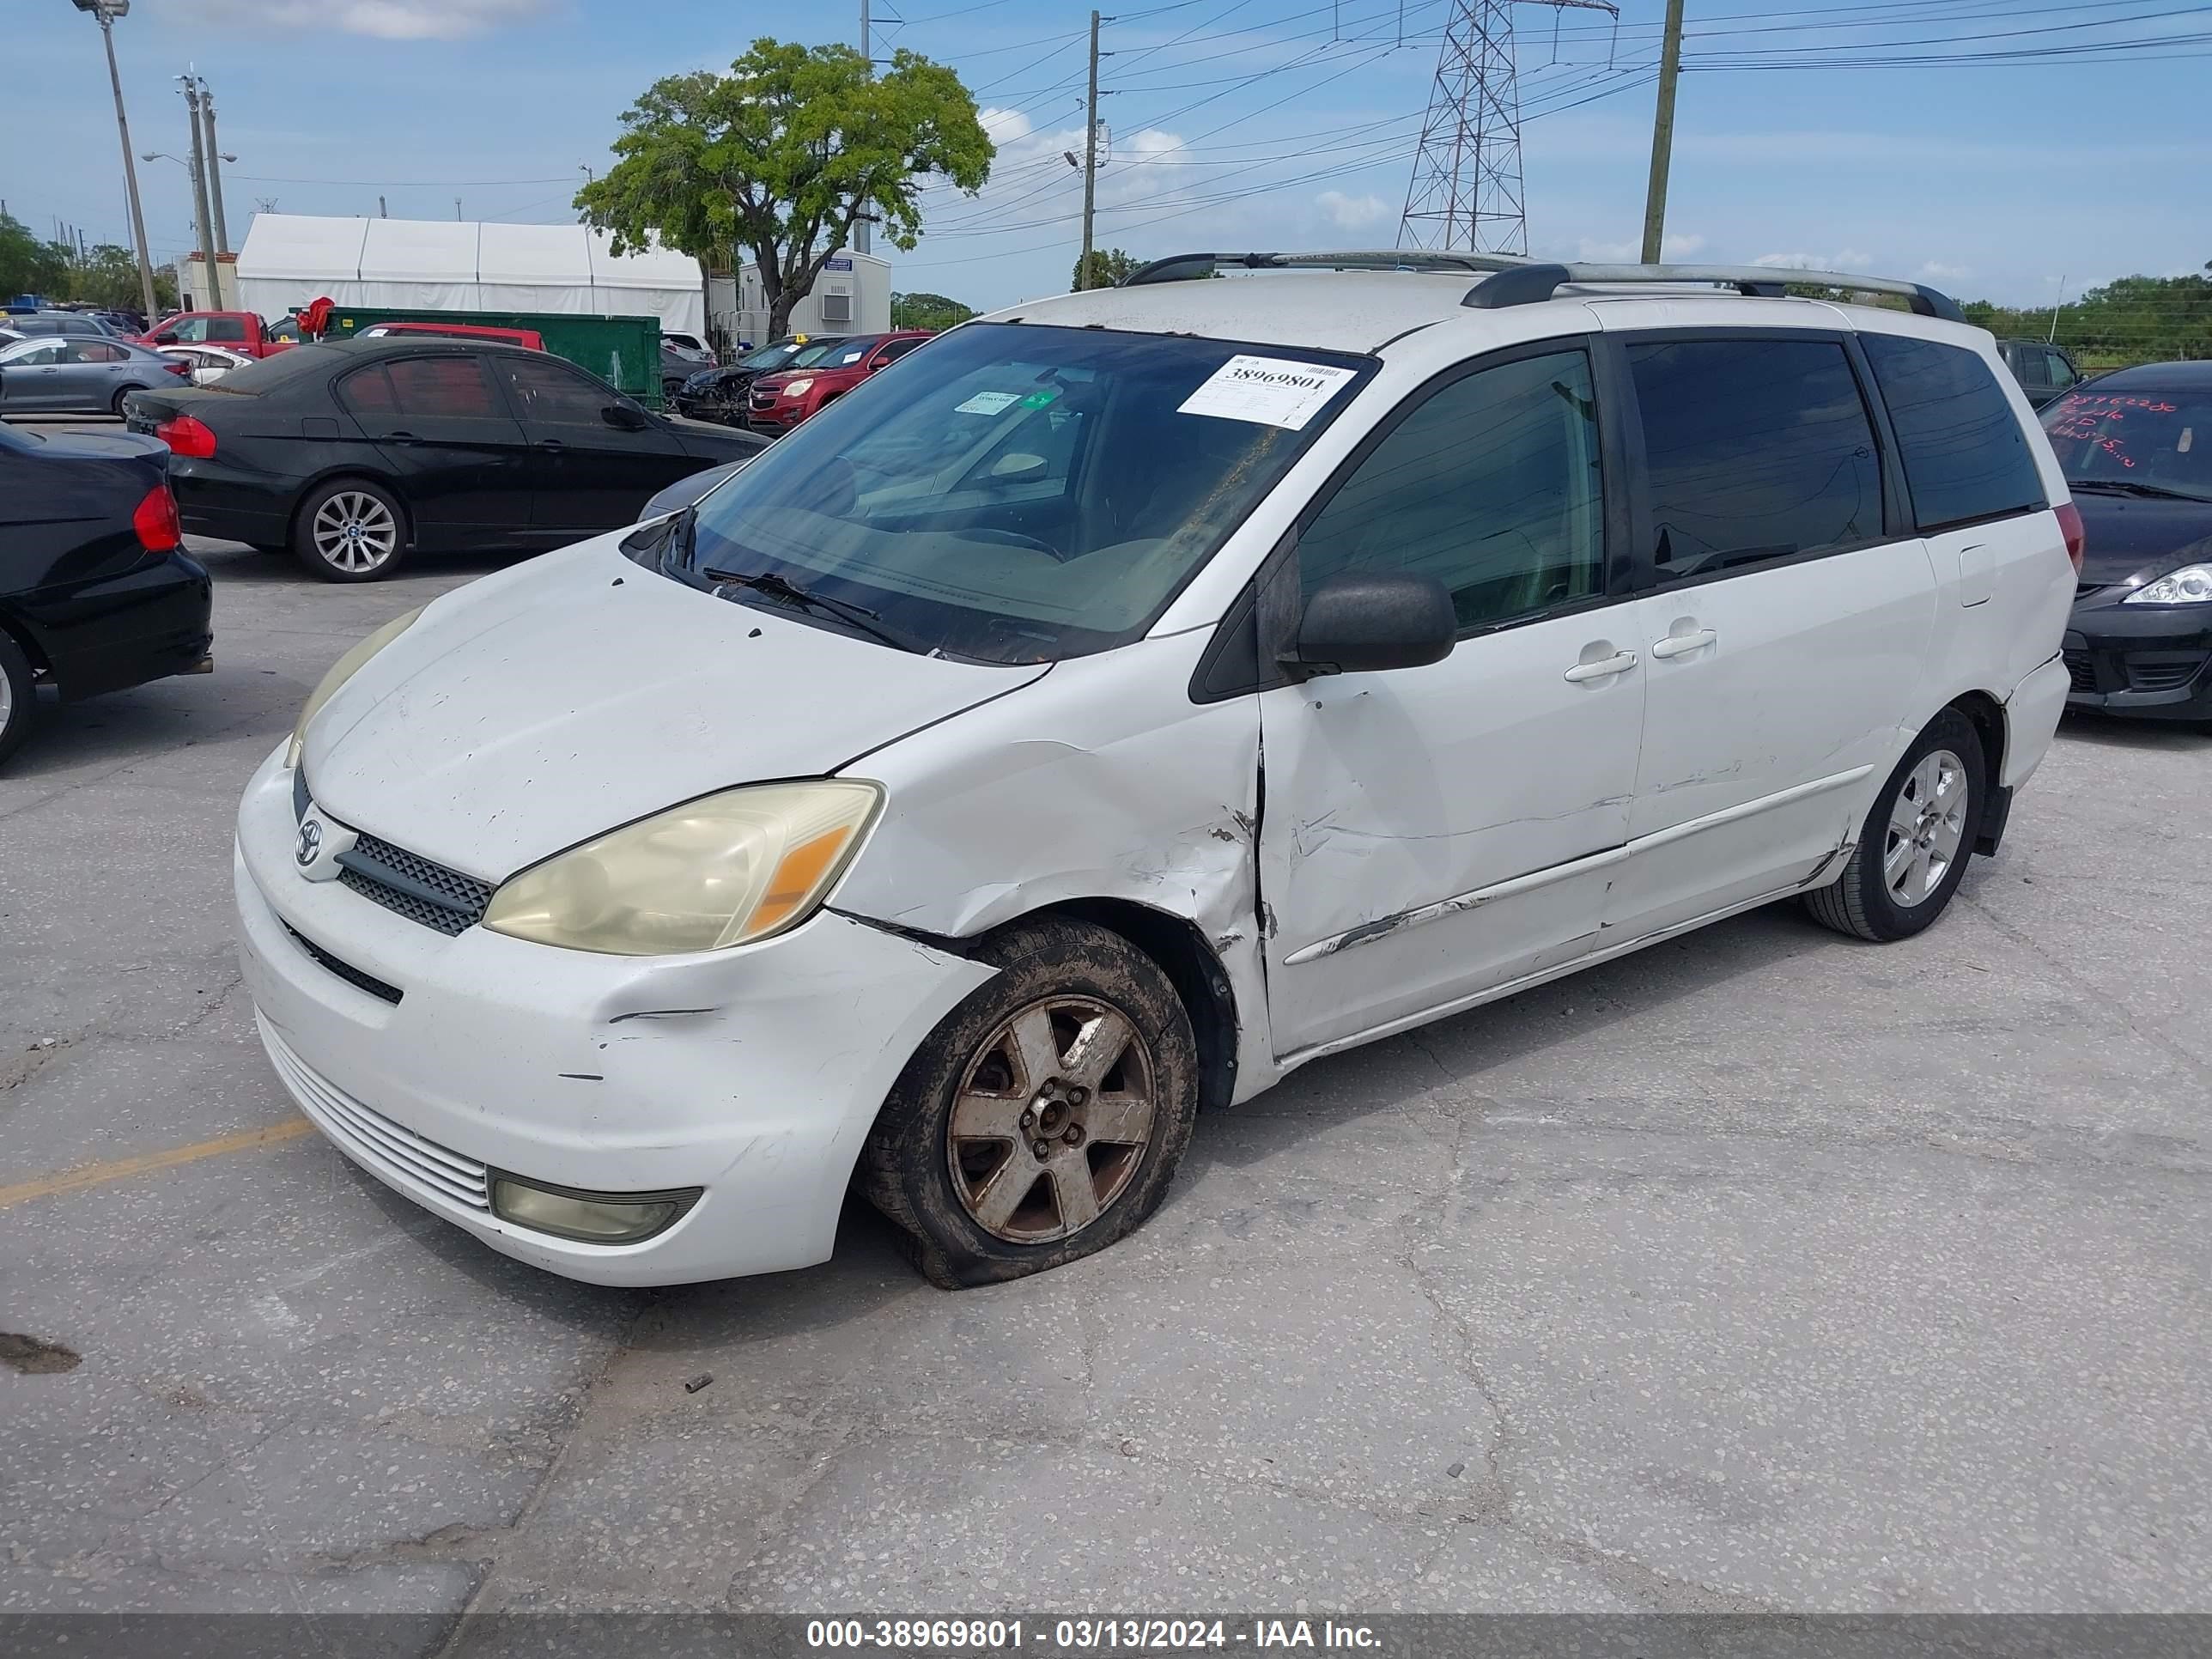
[2056, 499, 2086, 573]
[164, 359, 191, 376]
[154, 414, 217, 459]
[132, 483, 181, 553]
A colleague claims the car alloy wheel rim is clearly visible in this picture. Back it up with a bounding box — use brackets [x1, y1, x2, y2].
[945, 993, 1158, 1244]
[1884, 746, 1969, 908]
[313, 492, 398, 574]
[0, 664, 12, 734]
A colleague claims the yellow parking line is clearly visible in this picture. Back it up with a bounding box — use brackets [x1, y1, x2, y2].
[0, 1118, 313, 1211]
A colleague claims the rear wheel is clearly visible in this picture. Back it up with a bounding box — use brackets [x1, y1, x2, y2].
[110, 384, 146, 417]
[0, 630, 38, 770]
[859, 917, 1200, 1288]
[294, 478, 407, 582]
[1804, 708, 1985, 942]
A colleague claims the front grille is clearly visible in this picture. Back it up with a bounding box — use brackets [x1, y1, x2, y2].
[2126, 655, 2207, 693]
[337, 833, 495, 936]
[284, 924, 403, 1005]
[262, 1024, 491, 1212]
[2063, 649, 2099, 694]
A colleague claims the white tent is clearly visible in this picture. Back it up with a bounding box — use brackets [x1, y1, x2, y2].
[232, 214, 705, 331]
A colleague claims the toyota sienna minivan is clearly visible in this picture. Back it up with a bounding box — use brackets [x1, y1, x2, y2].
[235, 252, 2079, 1289]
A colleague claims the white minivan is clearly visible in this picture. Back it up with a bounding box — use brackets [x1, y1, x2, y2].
[234, 253, 2080, 1288]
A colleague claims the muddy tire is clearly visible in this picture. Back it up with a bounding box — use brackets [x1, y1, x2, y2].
[1805, 707, 1985, 943]
[859, 916, 1200, 1288]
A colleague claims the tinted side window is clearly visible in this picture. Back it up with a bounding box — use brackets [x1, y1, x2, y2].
[1861, 334, 2046, 532]
[337, 365, 399, 416]
[386, 356, 500, 418]
[1300, 348, 1605, 631]
[1629, 337, 1881, 579]
[876, 337, 926, 364]
[498, 356, 617, 425]
[2015, 348, 2051, 389]
[2045, 350, 2079, 392]
[207, 317, 248, 343]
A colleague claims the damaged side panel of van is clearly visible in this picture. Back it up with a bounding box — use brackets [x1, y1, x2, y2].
[830, 629, 1279, 1103]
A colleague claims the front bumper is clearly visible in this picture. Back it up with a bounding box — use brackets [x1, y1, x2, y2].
[233, 745, 996, 1285]
[2062, 599, 2212, 720]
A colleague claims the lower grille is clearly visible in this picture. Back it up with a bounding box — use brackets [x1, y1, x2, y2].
[337, 832, 494, 936]
[285, 924, 403, 1005]
[2063, 649, 2099, 694]
[262, 1023, 491, 1212]
[2126, 655, 2207, 693]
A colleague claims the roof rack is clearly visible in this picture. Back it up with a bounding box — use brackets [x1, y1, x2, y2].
[1116, 249, 1966, 324]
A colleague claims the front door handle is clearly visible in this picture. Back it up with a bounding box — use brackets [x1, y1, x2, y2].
[1651, 628, 1718, 659]
[536, 438, 567, 453]
[386, 429, 419, 446]
[1563, 650, 1639, 683]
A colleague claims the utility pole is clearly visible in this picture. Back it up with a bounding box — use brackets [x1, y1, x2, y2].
[855, 0, 872, 255]
[179, 77, 219, 311]
[73, 0, 160, 324]
[198, 78, 232, 295]
[1079, 9, 1101, 287]
[1638, 0, 1686, 264]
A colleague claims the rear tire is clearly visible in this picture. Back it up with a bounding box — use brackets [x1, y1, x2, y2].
[0, 630, 38, 770]
[1804, 708, 1985, 942]
[293, 478, 408, 583]
[110, 384, 146, 417]
[859, 917, 1200, 1288]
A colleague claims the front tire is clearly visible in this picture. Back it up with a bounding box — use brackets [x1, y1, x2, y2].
[294, 478, 407, 583]
[1805, 708, 1985, 942]
[0, 630, 39, 769]
[859, 917, 1200, 1288]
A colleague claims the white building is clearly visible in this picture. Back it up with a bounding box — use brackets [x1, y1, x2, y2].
[709, 247, 890, 349]
[231, 215, 708, 331]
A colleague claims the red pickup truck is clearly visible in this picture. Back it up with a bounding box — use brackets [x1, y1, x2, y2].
[137, 311, 294, 358]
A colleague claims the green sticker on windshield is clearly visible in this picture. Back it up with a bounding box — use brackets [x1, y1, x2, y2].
[1018, 388, 1061, 410]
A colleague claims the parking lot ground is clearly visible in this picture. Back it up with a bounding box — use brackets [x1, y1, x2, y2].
[3, 485, 2210, 1624]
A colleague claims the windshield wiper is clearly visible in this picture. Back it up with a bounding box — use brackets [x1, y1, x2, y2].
[2070, 479, 2212, 503]
[700, 566, 933, 654]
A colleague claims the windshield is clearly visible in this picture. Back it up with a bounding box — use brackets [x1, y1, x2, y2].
[2044, 386, 2212, 501]
[681, 321, 1372, 663]
[736, 339, 824, 373]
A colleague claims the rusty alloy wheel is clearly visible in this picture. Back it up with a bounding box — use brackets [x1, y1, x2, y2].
[944, 993, 1158, 1243]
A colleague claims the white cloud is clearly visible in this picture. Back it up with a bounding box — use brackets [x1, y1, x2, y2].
[1316, 191, 1389, 230]
[1917, 260, 1972, 282]
[978, 106, 1034, 148]
[198, 0, 546, 39]
[1572, 231, 1706, 263]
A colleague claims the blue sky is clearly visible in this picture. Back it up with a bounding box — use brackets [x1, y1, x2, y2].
[8, 0, 2209, 313]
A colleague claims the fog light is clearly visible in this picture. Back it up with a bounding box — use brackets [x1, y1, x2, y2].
[489, 1175, 701, 1244]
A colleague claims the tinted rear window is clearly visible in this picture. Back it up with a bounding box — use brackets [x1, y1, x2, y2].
[195, 344, 341, 395]
[1861, 335, 2045, 532]
[1629, 337, 1882, 579]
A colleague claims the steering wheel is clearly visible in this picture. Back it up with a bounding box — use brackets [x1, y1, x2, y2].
[962, 526, 1069, 561]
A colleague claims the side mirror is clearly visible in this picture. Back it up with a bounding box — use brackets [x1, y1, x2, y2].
[603, 402, 649, 431]
[1284, 570, 1456, 677]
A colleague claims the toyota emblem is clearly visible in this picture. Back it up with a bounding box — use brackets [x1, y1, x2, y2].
[295, 818, 324, 867]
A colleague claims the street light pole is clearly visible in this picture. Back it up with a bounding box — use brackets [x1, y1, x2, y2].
[178, 77, 220, 312]
[198, 77, 232, 300]
[72, 0, 160, 323]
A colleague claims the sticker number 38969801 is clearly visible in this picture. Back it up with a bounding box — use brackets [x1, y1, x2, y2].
[1176, 355, 1360, 431]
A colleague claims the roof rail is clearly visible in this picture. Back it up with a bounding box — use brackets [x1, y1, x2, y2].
[1116, 248, 1966, 323]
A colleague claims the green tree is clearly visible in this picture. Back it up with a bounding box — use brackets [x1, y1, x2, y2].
[1960, 271, 2212, 370]
[0, 211, 69, 299]
[890, 290, 975, 331]
[1072, 247, 1140, 291]
[62, 243, 175, 313]
[579, 40, 993, 337]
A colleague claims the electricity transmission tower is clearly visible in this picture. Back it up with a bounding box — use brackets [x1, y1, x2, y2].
[1398, 0, 1616, 255]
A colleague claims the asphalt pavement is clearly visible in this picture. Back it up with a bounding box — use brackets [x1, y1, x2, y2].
[3, 428, 2209, 1629]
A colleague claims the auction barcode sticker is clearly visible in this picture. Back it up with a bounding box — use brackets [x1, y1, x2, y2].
[1177, 355, 1360, 431]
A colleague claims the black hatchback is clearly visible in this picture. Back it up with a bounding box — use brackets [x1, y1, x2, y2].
[125, 338, 766, 582]
[2045, 362, 2212, 722]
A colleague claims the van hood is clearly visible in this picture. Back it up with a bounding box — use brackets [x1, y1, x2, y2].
[302, 535, 1046, 880]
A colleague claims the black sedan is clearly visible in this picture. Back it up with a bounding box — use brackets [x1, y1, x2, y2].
[672, 335, 848, 425]
[125, 337, 767, 582]
[2045, 363, 2212, 723]
[0, 421, 212, 767]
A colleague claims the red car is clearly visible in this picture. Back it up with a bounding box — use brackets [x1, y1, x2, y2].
[745, 331, 933, 434]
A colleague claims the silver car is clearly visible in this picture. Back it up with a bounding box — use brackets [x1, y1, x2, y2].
[0, 334, 185, 417]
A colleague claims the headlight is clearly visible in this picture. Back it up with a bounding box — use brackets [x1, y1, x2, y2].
[481, 780, 882, 955]
[779, 377, 814, 398]
[285, 606, 422, 768]
[2124, 564, 2212, 605]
